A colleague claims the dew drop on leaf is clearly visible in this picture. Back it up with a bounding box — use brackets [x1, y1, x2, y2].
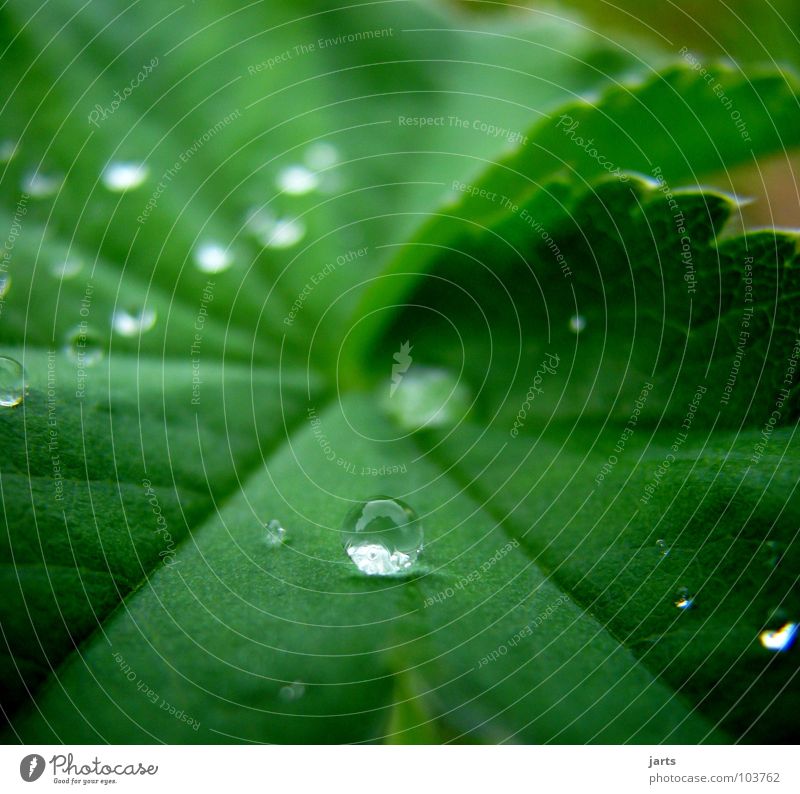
[0, 273, 11, 300]
[0, 356, 25, 407]
[22, 170, 63, 198]
[64, 326, 105, 366]
[569, 314, 587, 333]
[674, 587, 695, 610]
[383, 367, 470, 432]
[304, 141, 339, 171]
[276, 164, 318, 195]
[656, 539, 670, 557]
[278, 681, 305, 702]
[112, 305, 158, 337]
[759, 621, 798, 652]
[194, 242, 234, 274]
[342, 496, 423, 576]
[261, 218, 305, 249]
[265, 519, 286, 546]
[101, 162, 149, 192]
[0, 139, 18, 163]
[50, 257, 84, 280]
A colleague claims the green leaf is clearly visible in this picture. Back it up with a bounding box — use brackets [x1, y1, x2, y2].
[2, 0, 799, 745]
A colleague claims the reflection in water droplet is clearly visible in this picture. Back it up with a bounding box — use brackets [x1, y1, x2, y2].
[64, 326, 105, 366]
[50, 257, 84, 280]
[278, 682, 305, 702]
[342, 496, 423, 576]
[265, 519, 286, 546]
[656, 539, 670, 557]
[674, 587, 694, 610]
[0, 273, 11, 299]
[569, 314, 586, 334]
[383, 367, 470, 432]
[0, 140, 18, 163]
[22, 170, 63, 198]
[101, 162, 149, 192]
[305, 141, 339, 171]
[112, 305, 157, 337]
[194, 242, 234, 274]
[276, 165, 318, 196]
[0, 356, 25, 407]
[759, 622, 798, 652]
[261, 218, 305, 249]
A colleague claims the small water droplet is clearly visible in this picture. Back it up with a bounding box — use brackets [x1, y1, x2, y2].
[764, 540, 785, 568]
[656, 539, 670, 557]
[276, 164, 319, 196]
[261, 218, 305, 249]
[243, 206, 276, 238]
[22, 170, 63, 198]
[0, 140, 19, 163]
[342, 496, 423, 576]
[569, 314, 586, 334]
[305, 141, 339, 171]
[0, 273, 11, 299]
[383, 367, 471, 432]
[278, 681, 305, 702]
[0, 356, 25, 407]
[674, 587, 694, 610]
[64, 326, 105, 366]
[101, 161, 149, 192]
[50, 257, 84, 280]
[265, 519, 286, 546]
[759, 621, 798, 652]
[194, 242, 234, 274]
[112, 305, 157, 337]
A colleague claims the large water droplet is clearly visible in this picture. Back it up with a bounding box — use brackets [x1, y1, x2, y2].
[112, 305, 157, 337]
[64, 326, 105, 366]
[342, 496, 423, 576]
[50, 257, 84, 280]
[276, 165, 318, 196]
[22, 170, 63, 198]
[194, 242, 234, 274]
[278, 681, 305, 702]
[101, 161, 149, 192]
[0, 139, 18, 163]
[0, 356, 25, 407]
[569, 314, 586, 334]
[759, 621, 798, 652]
[262, 218, 305, 249]
[304, 142, 339, 171]
[383, 366, 470, 432]
[0, 273, 11, 299]
[265, 519, 286, 546]
[674, 587, 694, 610]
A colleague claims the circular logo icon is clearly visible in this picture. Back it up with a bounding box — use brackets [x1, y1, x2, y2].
[20, 754, 45, 782]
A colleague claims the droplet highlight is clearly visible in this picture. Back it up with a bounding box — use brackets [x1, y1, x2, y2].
[656, 539, 670, 557]
[262, 218, 305, 249]
[0, 140, 18, 163]
[101, 162, 149, 192]
[112, 305, 157, 337]
[342, 496, 423, 576]
[0, 356, 25, 407]
[278, 681, 306, 702]
[265, 519, 286, 546]
[50, 257, 84, 280]
[383, 367, 470, 432]
[194, 242, 234, 274]
[569, 314, 586, 334]
[276, 165, 318, 196]
[674, 587, 694, 610]
[759, 622, 798, 652]
[304, 142, 339, 171]
[22, 170, 63, 198]
[0, 273, 11, 300]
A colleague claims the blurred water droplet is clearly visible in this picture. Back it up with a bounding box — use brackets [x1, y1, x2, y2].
[0, 140, 19, 163]
[112, 305, 157, 337]
[656, 539, 670, 557]
[243, 206, 276, 238]
[194, 242, 233, 274]
[50, 257, 84, 280]
[261, 218, 305, 249]
[304, 142, 339, 171]
[0, 273, 11, 299]
[343, 496, 423, 576]
[674, 587, 694, 610]
[22, 170, 63, 198]
[759, 621, 798, 652]
[278, 682, 305, 702]
[265, 519, 286, 546]
[383, 367, 470, 432]
[276, 165, 318, 196]
[0, 356, 25, 407]
[764, 540, 785, 568]
[101, 161, 148, 192]
[569, 314, 586, 334]
[64, 326, 105, 366]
